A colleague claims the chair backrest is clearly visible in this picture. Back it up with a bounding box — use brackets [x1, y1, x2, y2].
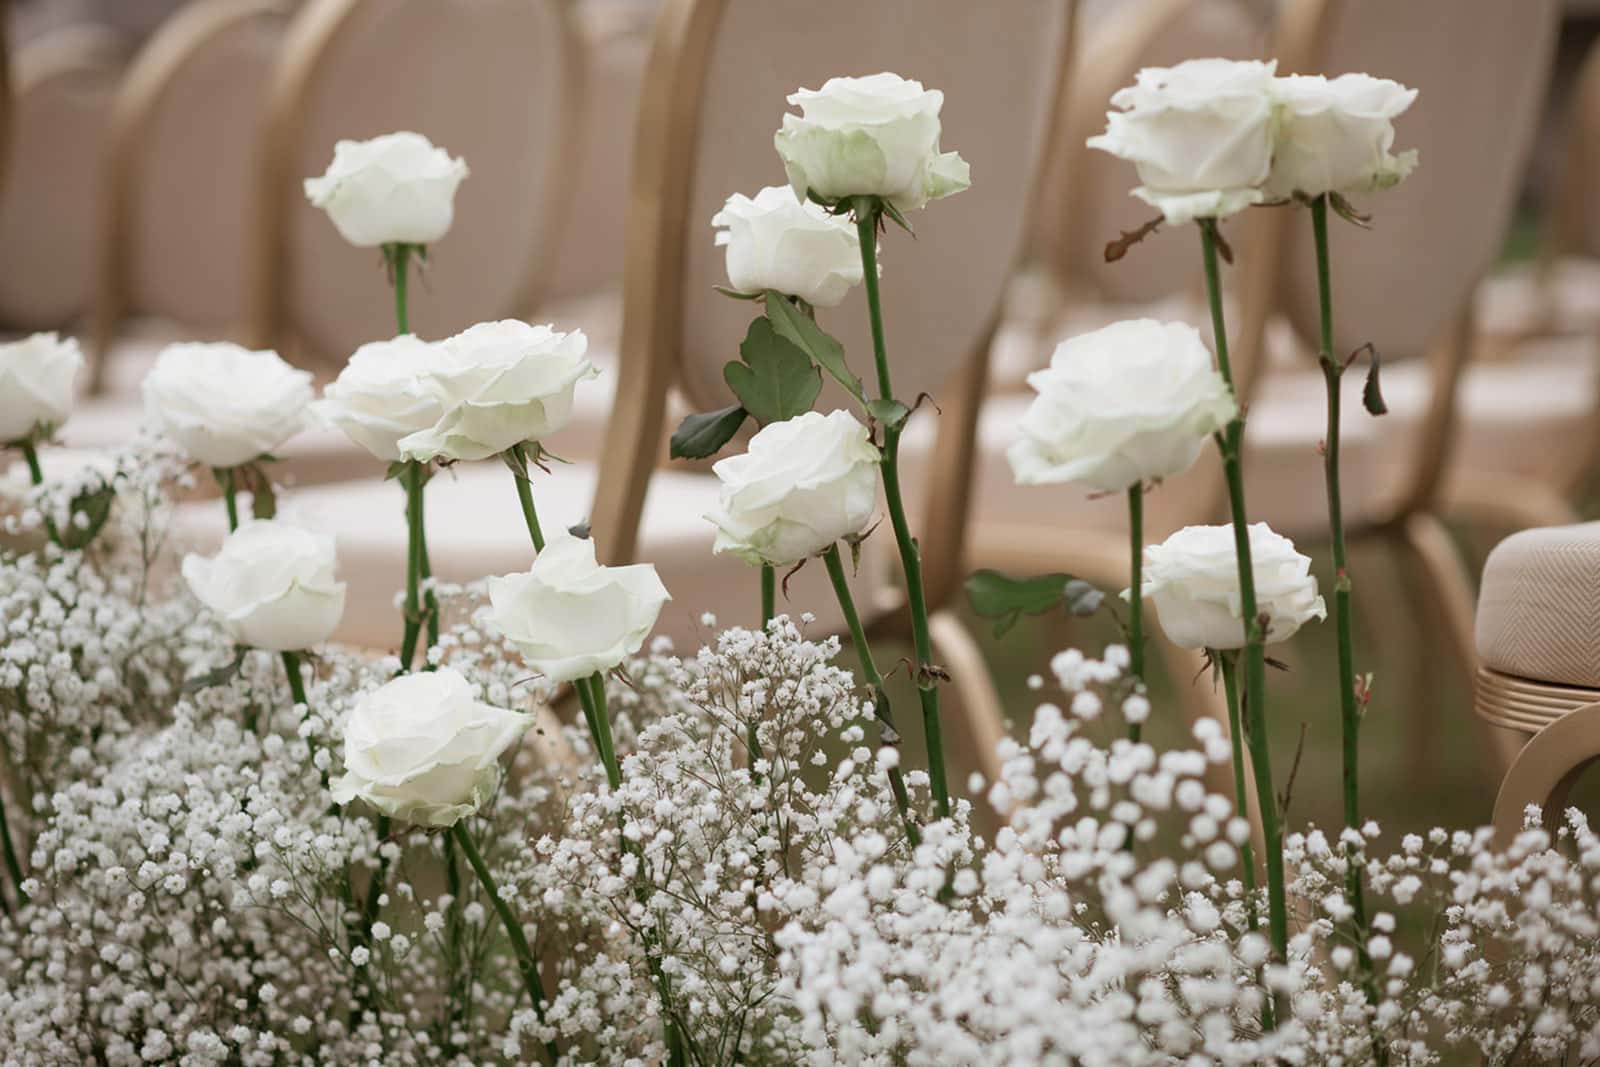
[1038, 0, 1270, 306]
[590, 0, 1072, 568]
[0, 25, 124, 330]
[248, 0, 582, 371]
[91, 0, 290, 386]
[1267, 0, 1558, 513]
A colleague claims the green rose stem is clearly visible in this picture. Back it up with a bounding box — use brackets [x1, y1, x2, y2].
[279, 650, 330, 790]
[852, 197, 949, 819]
[214, 467, 240, 532]
[1217, 649, 1272, 1030]
[573, 673, 688, 1067]
[760, 564, 775, 625]
[1197, 218, 1288, 985]
[18, 440, 61, 546]
[1310, 194, 1385, 1042]
[1126, 484, 1146, 743]
[451, 822, 559, 1066]
[507, 443, 546, 552]
[822, 544, 921, 847]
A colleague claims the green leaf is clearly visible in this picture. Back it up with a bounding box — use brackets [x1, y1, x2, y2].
[249, 473, 277, 521]
[879, 198, 915, 236]
[670, 405, 748, 460]
[713, 284, 764, 301]
[1360, 346, 1387, 416]
[59, 482, 115, 551]
[763, 292, 862, 402]
[866, 398, 911, 432]
[965, 569, 1086, 637]
[723, 317, 821, 426]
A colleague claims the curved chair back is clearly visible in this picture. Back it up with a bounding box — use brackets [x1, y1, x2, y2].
[1040, 0, 1270, 307]
[249, 0, 582, 371]
[1268, 0, 1558, 516]
[91, 0, 291, 386]
[590, 0, 1072, 574]
[0, 25, 125, 329]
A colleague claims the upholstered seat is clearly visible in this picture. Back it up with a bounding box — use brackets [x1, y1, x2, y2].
[1476, 522, 1600, 691]
[170, 461, 891, 656]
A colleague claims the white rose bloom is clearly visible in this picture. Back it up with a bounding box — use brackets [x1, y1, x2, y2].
[706, 409, 880, 566]
[330, 669, 530, 828]
[1139, 522, 1326, 651]
[774, 72, 970, 212]
[1266, 73, 1418, 199]
[399, 321, 597, 463]
[711, 186, 864, 307]
[1088, 58, 1277, 224]
[0, 332, 83, 443]
[312, 335, 445, 462]
[487, 532, 670, 684]
[303, 131, 469, 247]
[143, 343, 313, 468]
[181, 519, 346, 651]
[1008, 319, 1237, 492]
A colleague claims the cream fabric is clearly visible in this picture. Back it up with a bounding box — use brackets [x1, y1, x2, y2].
[1476, 259, 1600, 343]
[1477, 522, 1600, 689]
[169, 462, 890, 655]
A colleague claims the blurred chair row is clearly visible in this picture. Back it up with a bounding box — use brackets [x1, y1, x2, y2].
[5, 0, 1596, 812]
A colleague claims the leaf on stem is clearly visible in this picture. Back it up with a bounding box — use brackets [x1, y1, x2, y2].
[723, 317, 822, 426]
[879, 199, 915, 236]
[965, 569, 1099, 637]
[669, 405, 748, 460]
[1103, 214, 1163, 263]
[59, 480, 116, 550]
[712, 285, 764, 301]
[865, 398, 911, 433]
[763, 291, 863, 403]
[1343, 342, 1387, 416]
[1329, 192, 1372, 229]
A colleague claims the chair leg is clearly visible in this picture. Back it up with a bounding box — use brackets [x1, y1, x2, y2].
[1395, 512, 1522, 787]
[928, 609, 1010, 795]
[1492, 700, 1600, 848]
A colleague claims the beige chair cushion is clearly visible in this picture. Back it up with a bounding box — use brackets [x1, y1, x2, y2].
[170, 461, 891, 654]
[1477, 522, 1600, 689]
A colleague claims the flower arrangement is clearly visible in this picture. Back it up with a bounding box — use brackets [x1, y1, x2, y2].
[0, 64, 1595, 1067]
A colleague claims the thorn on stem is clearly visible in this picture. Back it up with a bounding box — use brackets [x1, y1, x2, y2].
[1103, 214, 1164, 263]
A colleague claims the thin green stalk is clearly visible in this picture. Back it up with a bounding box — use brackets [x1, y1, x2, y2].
[215, 467, 240, 532]
[441, 830, 466, 1033]
[19, 440, 60, 546]
[760, 565, 775, 626]
[1219, 651, 1273, 1030]
[822, 545, 921, 847]
[575, 675, 621, 791]
[1126, 484, 1145, 742]
[1310, 195, 1385, 1059]
[1198, 219, 1287, 979]
[388, 243, 412, 336]
[418, 508, 439, 655]
[509, 444, 545, 552]
[853, 198, 948, 818]
[0, 781, 27, 908]
[452, 823, 559, 1066]
[398, 463, 425, 671]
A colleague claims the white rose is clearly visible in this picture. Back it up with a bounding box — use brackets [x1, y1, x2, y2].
[399, 321, 597, 463]
[181, 519, 346, 651]
[330, 669, 531, 827]
[774, 72, 970, 212]
[143, 342, 312, 468]
[487, 531, 670, 684]
[711, 186, 864, 307]
[1007, 319, 1237, 492]
[303, 131, 469, 247]
[0, 332, 82, 443]
[1139, 522, 1326, 651]
[312, 335, 446, 462]
[1088, 58, 1277, 224]
[1265, 73, 1418, 199]
[706, 409, 880, 566]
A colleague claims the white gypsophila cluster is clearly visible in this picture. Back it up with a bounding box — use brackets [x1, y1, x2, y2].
[2, 460, 1600, 1064]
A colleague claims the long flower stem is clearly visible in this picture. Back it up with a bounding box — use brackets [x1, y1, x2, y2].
[1126, 485, 1146, 742]
[1310, 196, 1385, 1056]
[18, 441, 61, 546]
[215, 467, 240, 532]
[508, 444, 546, 553]
[398, 463, 427, 671]
[1198, 220, 1287, 978]
[388, 243, 412, 335]
[574, 674, 621, 791]
[1218, 651, 1272, 1029]
[822, 545, 921, 846]
[0, 780, 27, 908]
[760, 565, 775, 626]
[452, 823, 559, 1066]
[853, 199, 948, 818]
